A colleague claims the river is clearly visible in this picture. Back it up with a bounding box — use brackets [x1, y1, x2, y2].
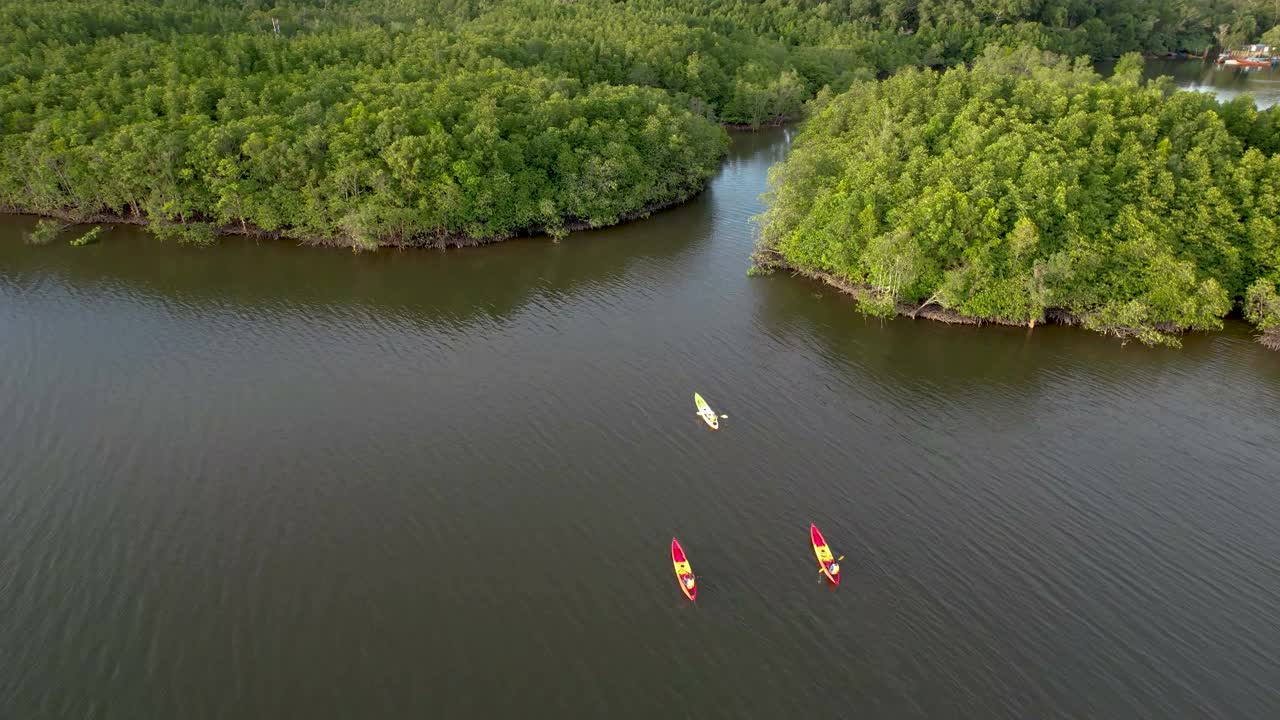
[1144, 56, 1280, 108]
[3, 71, 1280, 720]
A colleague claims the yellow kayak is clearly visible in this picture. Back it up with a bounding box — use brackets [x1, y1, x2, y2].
[694, 392, 719, 430]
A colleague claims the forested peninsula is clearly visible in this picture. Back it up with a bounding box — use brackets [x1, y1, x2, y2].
[755, 47, 1280, 347]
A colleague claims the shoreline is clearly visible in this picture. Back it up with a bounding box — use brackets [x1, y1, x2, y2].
[1, 178, 713, 251]
[722, 115, 790, 131]
[4, 124, 770, 250]
[747, 247, 1280, 348]
[752, 248, 1054, 327]
[3, 120, 798, 250]
[754, 249, 1279, 350]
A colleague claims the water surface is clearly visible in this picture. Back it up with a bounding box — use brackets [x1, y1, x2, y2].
[1145, 57, 1280, 108]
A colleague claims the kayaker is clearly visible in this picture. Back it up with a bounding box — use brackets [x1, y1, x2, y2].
[684, 576, 695, 589]
[828, 562, 839, 575]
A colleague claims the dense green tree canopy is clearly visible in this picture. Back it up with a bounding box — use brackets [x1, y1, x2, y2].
[757, 47, 1280, 345]
[1, 1, 743, 247]
[2, 0, 1278, 249]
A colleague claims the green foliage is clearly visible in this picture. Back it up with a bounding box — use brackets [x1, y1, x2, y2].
[149, 221, 217, 246]
[5, 0, 1273, 247]
[68, 226, 102, 246]
[0, 0, 734, 247]
[1245, 279, 1280, 328]
[27, 219, 65, 245]
[759, 48, 1280, 345]
[1213, 96, 1280, 155]
[3, 0, 1277, 248]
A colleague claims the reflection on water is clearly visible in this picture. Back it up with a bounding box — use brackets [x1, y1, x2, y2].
[0, 188, 720, 338]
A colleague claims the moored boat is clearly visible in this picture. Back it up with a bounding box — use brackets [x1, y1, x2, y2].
[1216, 44, 1278, 67]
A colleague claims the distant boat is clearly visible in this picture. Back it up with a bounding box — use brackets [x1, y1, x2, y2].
[1217, 56, 1275, 68]
[1216, 45, 1279, 68]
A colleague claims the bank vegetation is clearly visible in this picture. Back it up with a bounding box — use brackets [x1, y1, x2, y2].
[755, 48, 1280, 346]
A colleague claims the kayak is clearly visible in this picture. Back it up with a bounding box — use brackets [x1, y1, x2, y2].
[671, 537, 697, 601]
[810, 523, 841, 586]
[694, 392, 719, 430]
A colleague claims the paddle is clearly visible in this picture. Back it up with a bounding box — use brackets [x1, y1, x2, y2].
[818, 555, 845, 574]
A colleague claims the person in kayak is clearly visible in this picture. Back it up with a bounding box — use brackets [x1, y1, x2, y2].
[828, 562, 839, 576]
[684, 576, 695, 589]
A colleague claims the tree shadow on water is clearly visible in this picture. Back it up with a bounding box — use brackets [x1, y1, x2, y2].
[747, 270, 1275, 412]
[0, 190, 716, 334]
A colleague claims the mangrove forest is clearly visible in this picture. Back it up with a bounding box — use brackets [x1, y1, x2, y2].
[755, 46, 1280, 346]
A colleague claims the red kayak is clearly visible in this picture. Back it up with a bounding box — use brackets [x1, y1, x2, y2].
[671, 537, 697, 601]
[811, 523, 841, 586]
